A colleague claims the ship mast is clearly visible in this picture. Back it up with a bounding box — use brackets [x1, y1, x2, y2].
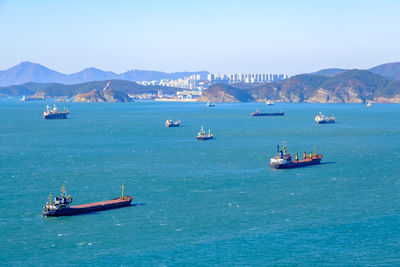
[282, 141, 286, 156]
[121, 184, 124, 199]
[61, 185, 66, 198]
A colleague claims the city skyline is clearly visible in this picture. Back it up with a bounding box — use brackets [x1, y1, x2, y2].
[0, 0, 399, 75]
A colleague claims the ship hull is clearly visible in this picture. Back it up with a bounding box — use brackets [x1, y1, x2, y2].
[252, 112, 284, 116]
[269, 159, 321, 169]
[197, 136, 213, 140]
[43, 112, 68, 119]
[43, 197, 133, 217]
[316, 120, 335, 124]
[166, 123, 180, 127]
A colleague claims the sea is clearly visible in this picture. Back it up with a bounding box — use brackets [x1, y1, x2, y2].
[1, 99, 399, 266]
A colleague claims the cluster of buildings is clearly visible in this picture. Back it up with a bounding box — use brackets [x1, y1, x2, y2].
[138, 72, 289, 91]
[138, 75, 205, 90]
[207, 73, 288, 83]
[136, 72, 289, 101]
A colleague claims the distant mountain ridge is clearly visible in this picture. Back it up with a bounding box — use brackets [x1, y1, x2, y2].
[0, 62, 209, 86]
[201, 69, 400, 103]
[0, 79, 180, 98]
[307, 62, 400, 80]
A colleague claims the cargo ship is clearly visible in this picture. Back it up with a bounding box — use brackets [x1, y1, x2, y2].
[165, 119, 181, 127]
[315, 112, 335, 124]
[43, 105, 69, 119]
[251, 108, 284, 116]
[42, 185, 133, 217]
[269, 143, 323, 169]
[196, 126, 214, 140]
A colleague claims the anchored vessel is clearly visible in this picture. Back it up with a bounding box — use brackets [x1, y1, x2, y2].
[265, 99, 274, 105]
[315, 112, 335, 124]
[207, 102, 216, 107]
[43, 105, 69, 119]
[21, 95, 44, 101]
[42, 185, 133, 217]
[196, 126, 214, 140]
[165, 119, 181, 127]
[251, 108, 284, 116]
[269, 143, 323, 169]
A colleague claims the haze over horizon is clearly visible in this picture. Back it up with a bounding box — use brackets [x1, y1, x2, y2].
[0, 0, 399, 75]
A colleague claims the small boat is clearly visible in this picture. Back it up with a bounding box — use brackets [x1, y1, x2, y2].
[165, 119, 181, 127]
[43, 185, 133, 217]
[251, 108, 284, 116]
[269, 143, 323, 169]
[207, 102, 216, 107]
[196, 126, 214, 140]
[265, 99, 274, 105]
[367, 102, 372, 107]
[43, 104, 69, 119]
[315, 112, 335, 124]
[20, 95, 44, 101]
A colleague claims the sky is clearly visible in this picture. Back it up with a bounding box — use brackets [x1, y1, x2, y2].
[0, 0, 399, 75]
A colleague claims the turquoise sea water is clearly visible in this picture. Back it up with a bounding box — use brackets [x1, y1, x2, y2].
[1, 100, 400, 265]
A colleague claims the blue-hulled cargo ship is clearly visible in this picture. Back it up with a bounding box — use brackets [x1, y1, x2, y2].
[42, 185, 133, 217]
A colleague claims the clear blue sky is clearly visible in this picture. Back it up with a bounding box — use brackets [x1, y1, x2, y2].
[0, 0, 399, 75]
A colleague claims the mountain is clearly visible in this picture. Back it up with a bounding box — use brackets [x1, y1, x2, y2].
[306, 69, 391, 103]
[65, 67, 118, 84]
[200, 84, 255, 102]
[74, 89, 132, 103]
[0, 79, 180, 98]
[309, 68, 347, 77]
[201, 70, 400, 103]
[0, 62, 209, 86]
[367, 62, 400, 81]
[31, 79, 179, 98]
[0, 62, 67, 86]
[307, 62, 400, 81]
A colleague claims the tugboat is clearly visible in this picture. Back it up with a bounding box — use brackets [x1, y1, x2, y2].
[43, 104, 69, 119]
[165, 119, 181, 127]
[269, 142, 323, 169]
[315, 112, 335, 124]
[251, 108, 284, 116]
[42, 185, 133, 217]
[196, 126, 214, 140]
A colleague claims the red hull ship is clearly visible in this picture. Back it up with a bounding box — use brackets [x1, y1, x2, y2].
[269, 143, 323, 169]
[43, 185, 133, 217]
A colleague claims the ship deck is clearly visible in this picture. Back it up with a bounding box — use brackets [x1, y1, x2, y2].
[70, 196, 133, 209]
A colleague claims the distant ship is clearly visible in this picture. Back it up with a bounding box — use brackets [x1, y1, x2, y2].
[315, 112, 335, 124]
[207, 102, 216, 107]
[43, 104, 69, 119]
[196, 126, 214, 140]
[269, 143, 323, 169]
[251, 108, 284, 116]
[367, 102, 372, 107]
[265, 99, 274, 105]
[43, 185, 133, 217]
[20, 95, 44, 101]
[165, 119, 181, 127]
